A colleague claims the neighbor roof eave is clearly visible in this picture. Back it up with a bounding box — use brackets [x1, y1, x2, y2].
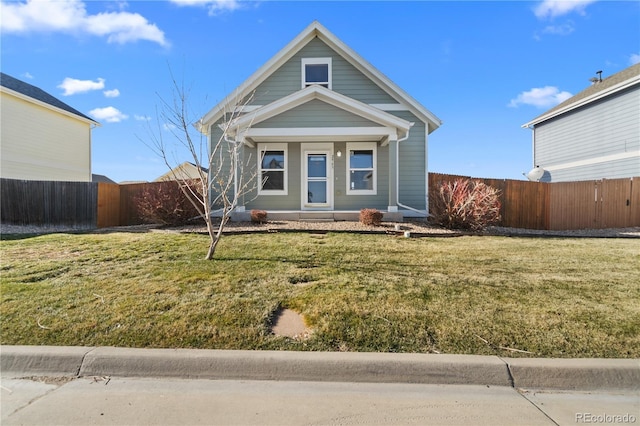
[1, 86, 100, 126]
[522, 67, 640, 129]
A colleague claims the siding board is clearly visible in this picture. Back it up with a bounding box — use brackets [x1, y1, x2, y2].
[255, 100, 380, 128]
[1, 92, 92, 182]
[534, 85, 640, 182]
[252, 38, 396, 106]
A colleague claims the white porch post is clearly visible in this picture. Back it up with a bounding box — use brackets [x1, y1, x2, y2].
[388, 138, 398, 212]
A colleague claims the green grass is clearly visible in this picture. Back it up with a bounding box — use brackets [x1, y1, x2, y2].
[1, 231, 639, 357]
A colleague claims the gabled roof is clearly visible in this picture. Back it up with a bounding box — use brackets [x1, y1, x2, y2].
[228, 85, 412, 141]
[154, 161, 209, 182]
[92, 174, 117, 184]
[0, 72, 99, 125]
[199, 21, 441, 133]
[523, 63, 640, 128]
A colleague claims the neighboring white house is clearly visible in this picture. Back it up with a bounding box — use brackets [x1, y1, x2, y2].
[198, 21, 442, 220]
[0, 73, 99, 182]
[522, 63, 640, 182]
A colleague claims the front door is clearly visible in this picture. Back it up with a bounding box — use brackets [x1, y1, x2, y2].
[302, 144, 333, 210]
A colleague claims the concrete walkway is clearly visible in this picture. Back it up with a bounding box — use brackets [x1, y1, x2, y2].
[1, 346, 638, 425]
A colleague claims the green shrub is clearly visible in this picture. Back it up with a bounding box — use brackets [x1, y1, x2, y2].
[429, 178, 501, 231]
[359, 208, 383, 226]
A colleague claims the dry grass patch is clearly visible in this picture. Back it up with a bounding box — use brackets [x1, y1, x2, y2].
[1, 231, 638, 357]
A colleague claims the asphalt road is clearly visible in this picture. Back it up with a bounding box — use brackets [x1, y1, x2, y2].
[2, 376, 638, 426]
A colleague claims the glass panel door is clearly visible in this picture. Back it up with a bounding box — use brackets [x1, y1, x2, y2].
[306, 153, 328, 206]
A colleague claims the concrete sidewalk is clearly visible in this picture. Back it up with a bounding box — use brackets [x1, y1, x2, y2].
[2, 376, 638, 425]
[1, 345, 638, 390]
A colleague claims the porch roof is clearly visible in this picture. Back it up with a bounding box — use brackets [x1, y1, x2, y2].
[226, 85, 413, 146]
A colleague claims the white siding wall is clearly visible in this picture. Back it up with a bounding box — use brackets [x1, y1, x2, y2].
[1, 92, 92, 181]
[534, 85, 640, 182]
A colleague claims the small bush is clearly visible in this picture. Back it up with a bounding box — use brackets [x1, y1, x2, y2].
[250, 209, 268, 224]
[359, 208, 383, 226]
[429, 179, 501, 231]
[134, 180, 202, 226]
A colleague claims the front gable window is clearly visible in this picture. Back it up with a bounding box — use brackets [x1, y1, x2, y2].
[258, 143, 287, 195]
[302, 58, 332, 89]
[346, 142, 377, 195]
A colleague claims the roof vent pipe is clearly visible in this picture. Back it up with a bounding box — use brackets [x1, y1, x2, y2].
[596, 70, 603, 82]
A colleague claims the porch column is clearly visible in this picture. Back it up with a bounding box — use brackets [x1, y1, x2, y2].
[388, 138, 398, 212]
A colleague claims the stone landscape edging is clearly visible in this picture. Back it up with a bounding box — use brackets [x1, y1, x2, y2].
[2, 345, 638, 391]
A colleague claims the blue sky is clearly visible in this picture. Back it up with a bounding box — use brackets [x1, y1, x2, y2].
[1, 0, 638, 183]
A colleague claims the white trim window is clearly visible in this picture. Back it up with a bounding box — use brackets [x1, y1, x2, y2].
[302, 58, 332, 89]
[258, 143, 287, 195]
[346, 142, 376, 195]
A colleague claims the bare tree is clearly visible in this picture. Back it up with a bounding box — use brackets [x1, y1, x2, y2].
[145, 73, 256, 260]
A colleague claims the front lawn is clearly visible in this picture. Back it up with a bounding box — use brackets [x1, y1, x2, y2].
[1, 231, 638, 357]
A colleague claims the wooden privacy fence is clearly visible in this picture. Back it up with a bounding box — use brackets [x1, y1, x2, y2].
[1, 178, 98, 227]
[429, 173, 640, 230]
[549, 178, 640, 230]
[97, 181, 186, 228]
[2, 176, 638, 230]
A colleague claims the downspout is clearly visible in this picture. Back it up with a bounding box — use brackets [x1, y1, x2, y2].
[395, 122, 426, 216]
[527, 124, 535, 168]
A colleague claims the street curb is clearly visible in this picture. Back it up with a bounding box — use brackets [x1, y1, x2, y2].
[78, 347, 510, 386]
[0, 346, 93, 377]
[2, 346, 638, 390]
[505, 357, 640, 390]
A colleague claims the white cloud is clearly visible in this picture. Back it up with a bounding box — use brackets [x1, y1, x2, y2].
[534, 21, 575, 40]
[0, 0, 168, 46]
[22, 72, 34, 79]
[134, 114, 151, 121]
[89, 106, 128, 123]
[58, 77, 105, 96]
[169, 0, 243, 15]
[630, 53, 640, 65]
[508, 86, 573, 109]
[534, 0, 597, 19]
[103, 89, 120, 98]
[542, 22, 575, 36]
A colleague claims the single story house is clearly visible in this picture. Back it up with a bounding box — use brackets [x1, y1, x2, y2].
[522, 63, 640, 182]
[154, 161, 209, 182]
[198, 21, 441, 220]
[0, 72, 99, 182]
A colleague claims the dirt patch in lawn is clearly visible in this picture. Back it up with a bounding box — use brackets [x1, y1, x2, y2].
[270, 308, 311, 340]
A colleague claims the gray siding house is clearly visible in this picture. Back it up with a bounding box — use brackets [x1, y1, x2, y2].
[198, 21, 441, 220]
[522, 63, 640, 182]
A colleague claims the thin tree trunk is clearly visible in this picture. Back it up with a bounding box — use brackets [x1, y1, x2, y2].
[204, 210, 229, 260]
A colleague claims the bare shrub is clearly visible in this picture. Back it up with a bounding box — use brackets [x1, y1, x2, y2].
[359, 208, 383, 226]
[429, 179, 501, 231]
[134, 180, 203, 226]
